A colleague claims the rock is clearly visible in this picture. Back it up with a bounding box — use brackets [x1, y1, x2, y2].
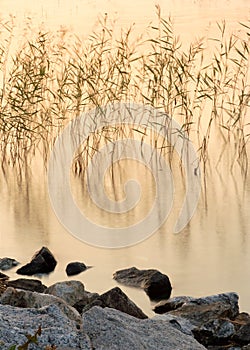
[66, 262, 87, 276]
[0, 287, 81, 324]
[0, 272, 9, 280]
[16, 246, 57, 276]
[233, 323, 250, 345]
[83, 306, 206, 349]
[0, 303, 91, 350]
[83, 287, 148, 319]
[0, 257, 19, 270]
[154, 296, 194, 314]
[169, 293, 239, 323]
[73, 291, 100, 314]
[154, 313, 196, 336]
[157, 293, 240, 348]
[113, 267, 172, 300]
[45, 280, 85, 306]
[6, 278, 47, 293]
[192, 318, 235, 346]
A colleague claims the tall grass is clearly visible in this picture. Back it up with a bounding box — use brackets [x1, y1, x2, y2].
[0, 7, 249, 172]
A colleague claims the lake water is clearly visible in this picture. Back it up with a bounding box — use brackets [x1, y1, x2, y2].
[0, 0, 250, 317]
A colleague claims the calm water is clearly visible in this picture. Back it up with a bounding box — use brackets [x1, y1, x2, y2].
[0, 0, 250, 316]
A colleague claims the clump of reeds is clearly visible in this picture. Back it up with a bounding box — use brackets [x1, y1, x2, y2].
[0, 7, 249, 172]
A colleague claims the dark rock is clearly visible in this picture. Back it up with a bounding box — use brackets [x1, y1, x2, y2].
[192, 318, 235, 346]
[170, 302, 236, 325]
[66, 262, 87, 276]
[0, 272, 9, 280]
[168, 293, 239, 322]
[207, 345, 241, 350]
[82, 287, 148, 319]
[6, 278, 47, 293]
[16, 247, 57, 276]
[233, 323, 250, 345]
[0, 257, 20, 271]
[113, 267, 172, 300]
[233, 312, 250, 330]
[154, 296, 194, 314]
[73, 291, 100, 314]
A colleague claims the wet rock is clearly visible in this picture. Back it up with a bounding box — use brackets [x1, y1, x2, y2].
[45, 280, 85, 306]
[113, 267, 172, 300]
[0, 303, 91, 350]
[0, 257, 19, 271]
[83, 287, 148, 319]
[6, 278, 47, 293]
[83, 306, 206, 349]
[0, 287, 81, 323]
[66, 262, 87, 276]
[16, 247, 57, 276]
[154, 296, 194, 314]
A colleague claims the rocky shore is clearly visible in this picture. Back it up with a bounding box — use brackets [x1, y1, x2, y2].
[1, 247, 250, 350]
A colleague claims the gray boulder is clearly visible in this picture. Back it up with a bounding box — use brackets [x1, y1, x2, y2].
[16, 246, 57, 276]
[0, 287, 81, 324]
[83, 286, 147, 319]
[83, 306, 206, 349]
[0, 257, 19, 270]
[45, 280, 85, 306]
[113, 267, 172, 300]
[0, 303, 91, 350]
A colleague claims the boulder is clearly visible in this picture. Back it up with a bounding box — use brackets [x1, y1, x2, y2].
[83, 306, 206, 349]
[45, 280, 85, 306]
[66, 262, 87, 276]
[0, 303, 91, 350]
[16, 247, 57, 276]
[7, 278, 47, 293]
[154, 292, 241, 348]
[169, 293, 239, 323]
[0, 257, 19, 270]
[113, 267, 172, 300]
[82, 287, 147, 319]
[0, 287, 81, 324]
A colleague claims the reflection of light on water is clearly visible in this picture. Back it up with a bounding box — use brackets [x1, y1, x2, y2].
[0, 0, 249, 41]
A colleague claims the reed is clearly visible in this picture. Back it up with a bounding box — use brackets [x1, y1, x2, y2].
[0, 8, 249, 172]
